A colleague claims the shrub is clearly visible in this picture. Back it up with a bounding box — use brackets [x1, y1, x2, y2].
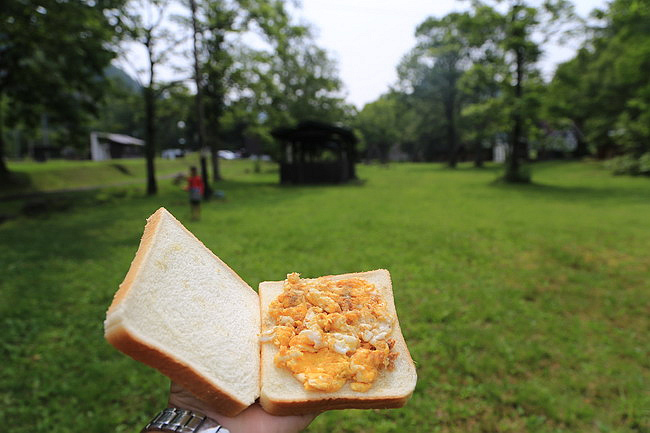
[606, 155, 639, 175]
[638, 152, 650, 175]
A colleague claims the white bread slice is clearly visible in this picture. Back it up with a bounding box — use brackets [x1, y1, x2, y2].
[104, 208, 260, 416]
[259, 269, 417, 415]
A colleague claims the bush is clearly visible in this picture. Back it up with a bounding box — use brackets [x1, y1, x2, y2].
[639, 152, 650, 175]
[606, 155, 639, 175]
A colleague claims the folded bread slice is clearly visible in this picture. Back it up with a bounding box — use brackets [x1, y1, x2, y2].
[259, 269, 417, 415]
[104, 207, 260, 416]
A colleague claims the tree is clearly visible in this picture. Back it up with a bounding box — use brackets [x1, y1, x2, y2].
[479, 0, 575, 182]
[180, 0, 349, 178]
[188, 0, 213, 194]
[245, 11, 350, 130]
[538, 1, 650, 162]
[459, 63, 507, 167]
[211, 23, 351, 161]
[188, 0, 267, 183]
[91, 66, 144, 140]
[396, 49, 448, 162]
[0, 0, 124, 179]
[547, 0, 650, 170]
[119, 0, 185, 195]
[544, 50, 592, 158]
[356, 93, 402, 163]
[156, 86, 196, 151]
[605, 0, 650, 166]
[414, 12, 475, 167]
[400, 6, 502, 167]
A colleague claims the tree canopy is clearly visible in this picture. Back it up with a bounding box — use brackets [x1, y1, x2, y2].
[3, 0, 649, 183]
[359, 0, 650, 178]
[1, 0, 125, 176]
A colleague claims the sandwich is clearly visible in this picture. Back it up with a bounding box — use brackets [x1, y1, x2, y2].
[104, 207, 416, 416]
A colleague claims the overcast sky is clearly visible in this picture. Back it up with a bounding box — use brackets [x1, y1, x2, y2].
[294, 0, 608, 109]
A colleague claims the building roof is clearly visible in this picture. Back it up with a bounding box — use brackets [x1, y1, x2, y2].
[272, 121, 357, 146]
[93, 132, 144, 146]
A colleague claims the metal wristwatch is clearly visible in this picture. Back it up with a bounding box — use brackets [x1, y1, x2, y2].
[142, 407, 230, 433]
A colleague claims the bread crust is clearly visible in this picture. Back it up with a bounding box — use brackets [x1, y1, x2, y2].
[106, 326, 248, 417]
[107, 213, 416, 416]
[259, 392, 411, 416]
[258, 269, 417, 415]
[104, 207, 258, 417]
[107, 207, 163, 314]
[107, 208, 254, 314]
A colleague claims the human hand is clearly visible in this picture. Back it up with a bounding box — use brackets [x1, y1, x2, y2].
[168, 382, 318, 433]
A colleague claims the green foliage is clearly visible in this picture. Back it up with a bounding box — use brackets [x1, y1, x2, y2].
[605, 154, 641, 175]
[356, 93, 402, 162]
[195, 0, 258, 149]
[119, 0, 188, 194]
[88, 67, 144, 141]
[459, 62, 508, 166]
[546, 0, 650, 164]
[391, 0, 577, 178]
[398, 9, 502, 165]
[640, 152, 650, 175]
[605, 152, 650, 176]
[1, 161, 650, 432]
[156, 86, 196, 151]
[1, 0, 123, 124]
[395, 49, 449, 161]
[0, 0, 125, 174]
[490, 0, 575, 182]
[191, 0, 352, 158]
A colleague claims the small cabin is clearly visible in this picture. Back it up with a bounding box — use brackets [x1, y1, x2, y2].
[272, 121, 358, 184]
[90, 132, 144, 161]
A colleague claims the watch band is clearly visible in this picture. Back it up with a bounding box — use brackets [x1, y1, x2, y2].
[142, 407, 229, 433]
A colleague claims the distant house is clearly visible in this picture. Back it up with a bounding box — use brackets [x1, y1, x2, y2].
[90, 132, 144, 161]
[388, 143, 410, 162]
[537, 126, 579, 160]
[272, 121, 358, 184]
[493, 134, 509, 163]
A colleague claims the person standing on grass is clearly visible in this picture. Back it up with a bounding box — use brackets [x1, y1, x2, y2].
[186, 166, 204, 221]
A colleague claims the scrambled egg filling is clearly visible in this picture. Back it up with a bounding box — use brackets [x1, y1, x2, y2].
[262, 273, 399, 393]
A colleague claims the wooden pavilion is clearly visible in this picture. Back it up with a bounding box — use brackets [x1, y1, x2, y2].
[272, 121, 358, 184]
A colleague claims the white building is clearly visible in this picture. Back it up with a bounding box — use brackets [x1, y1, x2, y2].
[90, 132, 144, 161]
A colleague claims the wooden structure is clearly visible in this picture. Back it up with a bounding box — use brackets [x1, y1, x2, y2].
[90, 132, 144, 161]
[272, 121, 358, 184]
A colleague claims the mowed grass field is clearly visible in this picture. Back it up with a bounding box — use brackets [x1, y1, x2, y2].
[1, 160, 649, 433]
[2, 157, 192, 197]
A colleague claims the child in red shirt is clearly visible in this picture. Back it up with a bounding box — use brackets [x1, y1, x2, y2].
[186, 166, 204, 220]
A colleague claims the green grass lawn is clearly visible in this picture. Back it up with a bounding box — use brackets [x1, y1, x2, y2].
[1, 160, 648, 433]
[3, 156, 200, 197]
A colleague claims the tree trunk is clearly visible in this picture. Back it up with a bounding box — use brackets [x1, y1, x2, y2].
[572, 120, 588, 158]
[144, 37, 157, 196]
[445, 88, 458, 168]
[505, 45, 527, 183]
[144, 85, 157, 195]
[210, 147, 220, 180]
[474, 141, 484, 168]
[0, 94, 10, 179]
[190, 0, 219, 192]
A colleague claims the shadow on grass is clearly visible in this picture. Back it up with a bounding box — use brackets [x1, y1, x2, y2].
[0, 171, 34, 196]
[0, 192, 174, 429]
[110, 163, 134, 176]
[383, 162, 505, 174]
[490, 179, 650, 204]
[0, 186, 147, 224]
[218, 177, 367, 201]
